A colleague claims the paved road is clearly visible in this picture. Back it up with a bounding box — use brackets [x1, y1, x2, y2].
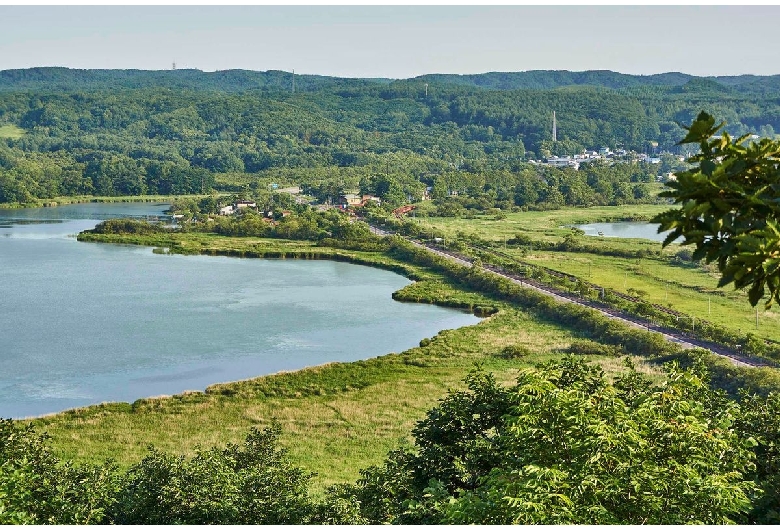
[370, 225, 772, 368]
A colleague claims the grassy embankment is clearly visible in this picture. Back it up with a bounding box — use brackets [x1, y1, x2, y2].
[413, 204, 780, 343]
[33, 229, 672, 493]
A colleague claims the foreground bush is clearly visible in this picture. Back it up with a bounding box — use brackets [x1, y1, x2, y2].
[113, 426, 317, 524]
[343, 357, 760, 524]
[0, 420, 119, 524]
[0, 423, 361, 524]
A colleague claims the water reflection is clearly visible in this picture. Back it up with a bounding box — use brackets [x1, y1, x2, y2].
[573, 222, 676, 243]
[0, 203, 480, 419]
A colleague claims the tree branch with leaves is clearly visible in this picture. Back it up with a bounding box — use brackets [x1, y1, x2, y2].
[654, 111, 780, 308]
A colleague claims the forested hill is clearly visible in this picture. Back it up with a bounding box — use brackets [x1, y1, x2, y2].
[414, 70, 780, 94]
[3, 67, 779, 95]
[0, 67, 392, 93]
[2, 67, 780, 205]
[415, 70, 696, 90]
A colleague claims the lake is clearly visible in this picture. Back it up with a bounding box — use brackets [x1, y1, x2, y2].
[573, 222, 675, 242]
[0, 203, 479, 419]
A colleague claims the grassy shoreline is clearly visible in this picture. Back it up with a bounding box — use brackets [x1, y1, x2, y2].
[30, 230, 666, 491]
[27, 214, 780, 492]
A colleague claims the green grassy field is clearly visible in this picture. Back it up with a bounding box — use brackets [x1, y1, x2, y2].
[413, 203, 671, 239]
[34, 234, 668, 493]
[0, 123, 24, 139]
[414, 204, 780, 342]
[523, 250, 780, 341]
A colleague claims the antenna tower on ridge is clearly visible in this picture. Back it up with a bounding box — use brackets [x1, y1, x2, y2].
[172, 61, 176, 70]
[552, 111, 557, 142]
[292, 69, 295, 93]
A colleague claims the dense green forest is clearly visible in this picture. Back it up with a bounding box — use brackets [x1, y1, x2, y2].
[1, 68, 780, 205]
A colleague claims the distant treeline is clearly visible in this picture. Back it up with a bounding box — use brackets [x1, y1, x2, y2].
[1, 68, 779, 204]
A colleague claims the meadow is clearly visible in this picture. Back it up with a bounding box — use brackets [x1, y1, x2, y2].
[411, 205, 780, 342]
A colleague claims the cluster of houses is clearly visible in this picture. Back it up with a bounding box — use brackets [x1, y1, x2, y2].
[218, 200, 257, 216]
[218, 200, 291, 219]
[531, 147, 677, 171]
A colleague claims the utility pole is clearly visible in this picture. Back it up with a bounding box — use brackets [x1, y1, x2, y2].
[552, 111, 557, 142]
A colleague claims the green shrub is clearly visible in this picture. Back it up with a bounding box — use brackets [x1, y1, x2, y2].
[565, 339, 622, 357]
[499, 345, 532, 359]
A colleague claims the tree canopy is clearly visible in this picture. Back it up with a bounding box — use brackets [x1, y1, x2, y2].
[655, 111, 780, 308]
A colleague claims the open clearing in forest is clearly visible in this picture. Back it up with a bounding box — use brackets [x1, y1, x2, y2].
[0, 124, 24, 139]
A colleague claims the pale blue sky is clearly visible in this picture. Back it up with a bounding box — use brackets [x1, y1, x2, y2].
[1, 5, 778, 78]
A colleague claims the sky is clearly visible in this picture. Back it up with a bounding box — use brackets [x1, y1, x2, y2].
[1, 5, 779, 79]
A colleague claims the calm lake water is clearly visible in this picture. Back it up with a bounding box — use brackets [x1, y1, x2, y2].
[573, 222, 673, 242]
[0, 203, 479, 419]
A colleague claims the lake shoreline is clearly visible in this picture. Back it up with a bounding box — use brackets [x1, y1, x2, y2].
[2, 205, 481, 419]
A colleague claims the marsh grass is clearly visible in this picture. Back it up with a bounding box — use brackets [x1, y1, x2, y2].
[522, 249, 780, 342]
[413, 204, 780, 342]
[36, 305, 598, 492]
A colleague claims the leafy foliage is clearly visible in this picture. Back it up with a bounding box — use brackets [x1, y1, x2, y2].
[342, 358, 758, 524]
[113, 425, 318, 524]
[0, 420, 364, 524]
[655, 111, 780, 307]
[0, 419, 118, 524]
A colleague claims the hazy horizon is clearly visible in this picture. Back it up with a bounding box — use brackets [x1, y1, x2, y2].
[1, 65, 775, 82]
[1, 5, 779, 79]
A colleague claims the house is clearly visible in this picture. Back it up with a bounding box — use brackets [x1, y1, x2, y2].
[339, 194, 363, 207]
[362, 194, 382, 206]
[235, 200, 257, 209]
[219, 205, 235, 216]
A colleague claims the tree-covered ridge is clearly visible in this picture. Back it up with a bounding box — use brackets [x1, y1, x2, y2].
[1, 68, 780, 205]
[415, 70, 697, 90]
[3, 67, 780, 94]
[0, 67, 392, 93]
